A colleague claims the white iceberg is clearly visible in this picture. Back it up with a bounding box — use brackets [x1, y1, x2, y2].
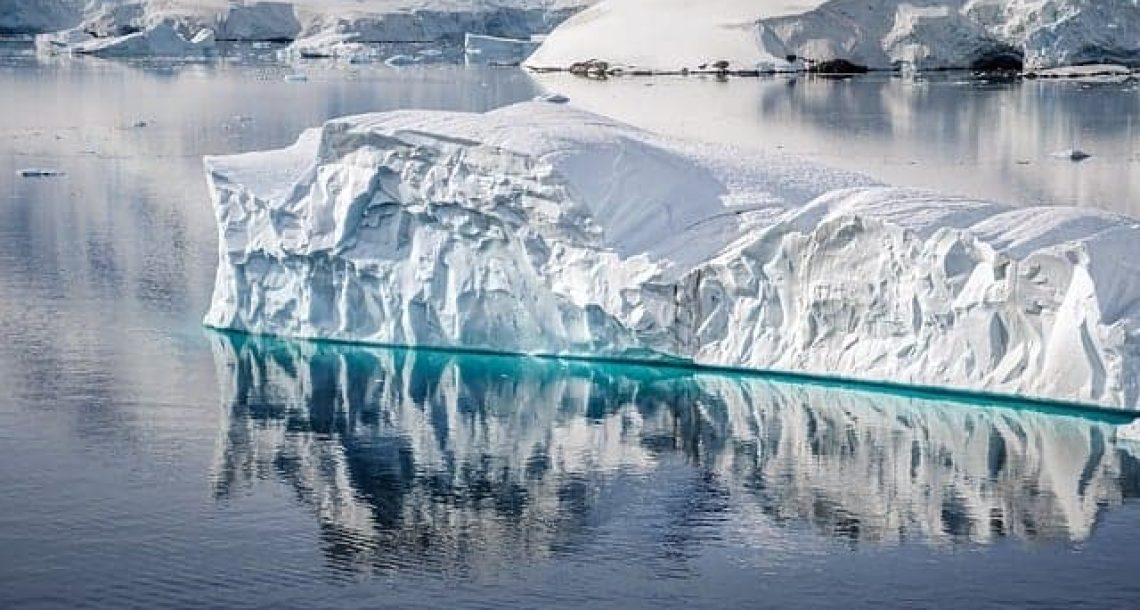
[203, 101, 1140, 409]
[525, 0, 1140, 73]
[279, 31, 378, 61]
[68, 20, 216, 57]
[464, 33, 541, 65]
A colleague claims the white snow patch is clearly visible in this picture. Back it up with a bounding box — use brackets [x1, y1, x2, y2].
[204, 102, 1140, 409]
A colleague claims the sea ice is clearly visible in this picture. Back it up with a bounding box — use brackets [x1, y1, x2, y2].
[203, 101, 1140, 409]
[18, 168, 65, 177]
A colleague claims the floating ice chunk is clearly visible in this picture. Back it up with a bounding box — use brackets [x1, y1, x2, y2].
[534, 92, 570, 103]
[383, 54, 419, 67]
[203, 101, 1140, 409]
[1054, 149, 1092, 162]
[282, 31, 378, 62]
[18, 168, 65, 177]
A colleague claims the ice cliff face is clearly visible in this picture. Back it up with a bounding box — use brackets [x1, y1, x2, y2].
[204, 101, 1140, 409]
[17, 1, 591, 54]
[526, 0, 1140, 72]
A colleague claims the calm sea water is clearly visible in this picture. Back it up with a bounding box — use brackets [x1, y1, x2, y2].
[4, 48, 1140, 608]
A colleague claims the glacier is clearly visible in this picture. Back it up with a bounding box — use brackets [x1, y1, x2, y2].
[20, 1, 591, 57]
[204, 101, 1140, 410]
[525, 0, 1140, 73]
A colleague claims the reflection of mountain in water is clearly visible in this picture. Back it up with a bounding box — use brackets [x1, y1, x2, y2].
[209, 332, 1140, 572]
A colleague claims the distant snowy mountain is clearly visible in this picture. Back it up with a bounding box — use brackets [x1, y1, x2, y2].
[526, 0, 1140, 72]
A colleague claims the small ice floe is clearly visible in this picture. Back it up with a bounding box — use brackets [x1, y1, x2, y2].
[534, 93, 569, 104]
[1029, 64, 1134, 81]
[18, 168, 65, 178]
[283, 73, 308, 82]
[384, 54, 418, 67]
[1054, 148, 1092, 162]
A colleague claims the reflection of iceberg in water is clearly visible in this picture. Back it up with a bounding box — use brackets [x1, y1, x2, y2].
[209, 332, 1140, 571]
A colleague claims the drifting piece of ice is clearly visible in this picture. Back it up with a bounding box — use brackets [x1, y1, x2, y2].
[383, 54, 420, 67]
[534, 93, 570, 103]
[18, 168, 65, 177]
[203, 101, 1140, 409]
[1055, 149, 1092, 162]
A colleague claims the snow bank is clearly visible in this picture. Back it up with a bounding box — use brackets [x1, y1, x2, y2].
[203, 101, 1140, 409]
[464, 33, 540, 65]
[526, 0, 1140, 72]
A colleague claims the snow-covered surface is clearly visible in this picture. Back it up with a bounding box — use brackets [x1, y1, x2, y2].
[17, 1, 592, 56]
[526, 0, 1140, 72]
[464, 33, 539, 65]
[526, 0, 808, 73]
[204, 101, 1140, 409]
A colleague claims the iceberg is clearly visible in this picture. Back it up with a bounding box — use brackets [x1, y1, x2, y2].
[525, 0, 1140, 73]
[203, 101, 1140, 409]
[66, 20, 217, 58]
[279, 31, 377, 61]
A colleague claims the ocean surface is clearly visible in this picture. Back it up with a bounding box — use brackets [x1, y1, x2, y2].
[3, 47, 1140, 608]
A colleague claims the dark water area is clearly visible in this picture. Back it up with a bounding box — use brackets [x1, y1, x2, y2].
[4, 50, 1140, 608]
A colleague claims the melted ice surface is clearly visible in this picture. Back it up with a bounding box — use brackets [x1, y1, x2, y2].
[205, 101, 1140, 409]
